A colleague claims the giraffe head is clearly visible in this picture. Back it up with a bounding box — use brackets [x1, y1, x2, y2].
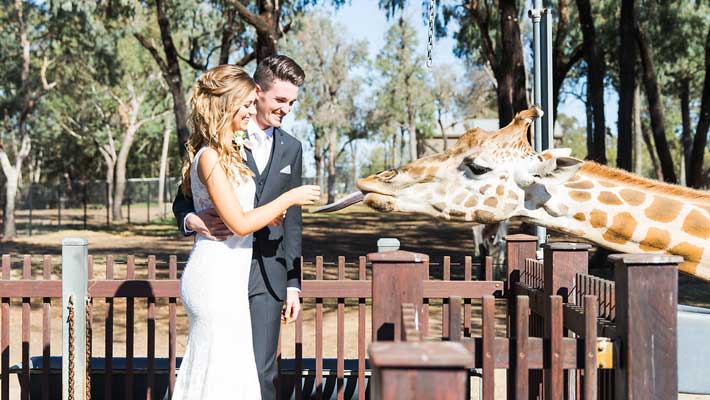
[356, 106, 585, 223]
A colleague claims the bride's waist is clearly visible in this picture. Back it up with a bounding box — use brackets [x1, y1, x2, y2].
[193, 234, 253, 249]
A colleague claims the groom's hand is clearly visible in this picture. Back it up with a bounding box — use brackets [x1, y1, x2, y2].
[186, 208, 231, 240]
[283, 290, 301, 323]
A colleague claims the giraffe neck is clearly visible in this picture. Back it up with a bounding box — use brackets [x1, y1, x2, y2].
[522, 162, 710, 279]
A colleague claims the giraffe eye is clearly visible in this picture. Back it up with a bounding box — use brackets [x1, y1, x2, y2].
[376, 169, 398, 182]
[466, 161, 492, 176]
[469, 163, 491, 175]
[459, 158, 492, 178]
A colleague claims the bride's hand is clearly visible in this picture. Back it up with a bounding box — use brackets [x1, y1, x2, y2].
[284, 185, 320, 206]
[269, 210, 287, 227]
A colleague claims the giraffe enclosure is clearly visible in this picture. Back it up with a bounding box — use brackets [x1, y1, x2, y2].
[1, 204, 709, 398]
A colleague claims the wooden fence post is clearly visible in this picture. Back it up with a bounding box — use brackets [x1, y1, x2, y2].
[62, 238, 89, 400]
[542, 242, 591, 398]
[370, 342, 470, 399]
[611, 254, 681, 400]
[368, 251, 428, 341]
[542, 242, 591, 303]
[505, 234, 538, 293]
[504, 234, 537, 400]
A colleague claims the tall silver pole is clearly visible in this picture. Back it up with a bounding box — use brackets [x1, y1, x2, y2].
[530, 0, 546, 247]
[542, 8, 555, 150]
[62, 238, 88, 400]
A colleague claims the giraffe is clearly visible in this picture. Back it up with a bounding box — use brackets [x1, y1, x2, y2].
[327, 106, 710, 280]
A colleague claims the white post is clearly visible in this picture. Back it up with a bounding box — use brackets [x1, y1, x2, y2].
[62, 238, 88, 400]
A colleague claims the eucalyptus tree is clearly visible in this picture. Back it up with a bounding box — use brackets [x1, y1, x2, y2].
[0, 1, 60, 239]
[376, 16, 435, 162]
[284, 13, 368, 203]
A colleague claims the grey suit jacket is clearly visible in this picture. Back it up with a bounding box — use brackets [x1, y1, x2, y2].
[173, 128, 303, 300]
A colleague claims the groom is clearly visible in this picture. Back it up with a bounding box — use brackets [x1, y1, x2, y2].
[172, 55, 305, 399]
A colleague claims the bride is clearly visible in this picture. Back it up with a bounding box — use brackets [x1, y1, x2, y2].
[172, 64, 320, 399]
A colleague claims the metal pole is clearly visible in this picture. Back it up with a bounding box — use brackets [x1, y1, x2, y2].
[542, 8, 555, 150]
[62, 238, 88, 400]
[530, 0, 546, 247]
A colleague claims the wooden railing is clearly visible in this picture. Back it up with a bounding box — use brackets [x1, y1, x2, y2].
[0, 248, 499, 399]
[1, 235, 681, 400]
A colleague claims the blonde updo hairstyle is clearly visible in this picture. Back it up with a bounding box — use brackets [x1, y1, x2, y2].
[182, 64, 255, 196]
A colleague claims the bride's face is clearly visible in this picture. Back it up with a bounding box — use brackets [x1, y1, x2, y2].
[231, 90, 257, 133]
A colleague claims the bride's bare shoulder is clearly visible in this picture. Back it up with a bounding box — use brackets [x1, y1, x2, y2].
[197, 147, 223, 183]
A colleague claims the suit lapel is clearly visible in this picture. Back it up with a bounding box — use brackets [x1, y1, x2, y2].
[259, 128, 286, 203]
[243, 147, 261, 203]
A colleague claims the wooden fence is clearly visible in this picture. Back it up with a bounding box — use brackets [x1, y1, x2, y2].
[370, 235, 681, 400]
[0, 234, 680, 399]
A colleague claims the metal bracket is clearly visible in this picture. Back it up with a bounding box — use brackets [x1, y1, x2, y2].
[596, 337, 614, 369]
[528, 8, 544, 21]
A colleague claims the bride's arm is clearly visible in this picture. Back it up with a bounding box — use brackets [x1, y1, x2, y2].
[198, 148, 313, 236]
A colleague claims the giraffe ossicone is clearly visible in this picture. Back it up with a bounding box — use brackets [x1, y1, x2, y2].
[322, 106, 710, 280]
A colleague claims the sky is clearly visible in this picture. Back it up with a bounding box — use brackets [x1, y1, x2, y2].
[283, 0, 620, 174]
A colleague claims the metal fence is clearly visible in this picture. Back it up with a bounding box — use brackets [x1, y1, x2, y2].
[1, 176, 351, 236]
[1, 178, 181, 235]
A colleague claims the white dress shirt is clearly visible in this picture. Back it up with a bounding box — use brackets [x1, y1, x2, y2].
[247, 120, 274, 174]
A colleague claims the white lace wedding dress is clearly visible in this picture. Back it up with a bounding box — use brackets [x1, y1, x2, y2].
[173, 147, 261, 399]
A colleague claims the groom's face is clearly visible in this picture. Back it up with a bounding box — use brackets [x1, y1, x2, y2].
[255, 79, 299, 129]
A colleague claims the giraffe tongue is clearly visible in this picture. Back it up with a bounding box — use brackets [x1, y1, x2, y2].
[312, 191, 364, 213]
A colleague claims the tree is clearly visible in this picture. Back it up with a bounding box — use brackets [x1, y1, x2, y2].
[635, 22, 676, 183]
[376, 16, 434, 161]
[431, 65, 458, 150]
[0, 1, 57, 239]
[284, 13, 368, 203]
[133, 1, 192, 160]
[449, 0, 528, 127]
[689, 25, 710, 188]
[575, 0, 606, 163]
[617, 0, 636, 171]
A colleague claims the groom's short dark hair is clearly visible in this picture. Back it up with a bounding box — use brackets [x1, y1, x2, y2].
[254, 55, 305, 91]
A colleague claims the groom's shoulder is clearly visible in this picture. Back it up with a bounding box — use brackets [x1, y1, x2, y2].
[276, 128, 302, 150]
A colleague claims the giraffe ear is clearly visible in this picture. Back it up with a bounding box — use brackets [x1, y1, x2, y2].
[538, 156, 584, 184]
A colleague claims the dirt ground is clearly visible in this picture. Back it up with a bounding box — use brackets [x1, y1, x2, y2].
[1, 204, 709, 398]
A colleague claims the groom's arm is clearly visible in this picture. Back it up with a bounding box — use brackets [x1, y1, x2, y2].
[172, 186, 196, 236]
[283, 144, 303, 291]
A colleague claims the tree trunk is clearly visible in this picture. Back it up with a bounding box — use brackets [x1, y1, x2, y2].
[255, 0, 279, 62]
[641, 121, 663, 181]
[585, 97, 593, 159]
[494, 0, 528, 127]
[680, 78, 692, 186]
[689, 26, 710, 188]
[157, 119, 171, 213]
[617, 0, 636, 171]
[2, 170, 18, 239]
[437, 109, 448, 151]
[407, 113, 417, 161]
[636, 23, 677, 183]
[577, 0, 606, 164]
[314, 129, 322, 193]
[350, 141, 357, 193]
[390, 133, 397, 169]
[219, 8, 237, 65]
[633, 85, 643, 175]
[327, 127, 337, 204]
[155, 0, 189, 159]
